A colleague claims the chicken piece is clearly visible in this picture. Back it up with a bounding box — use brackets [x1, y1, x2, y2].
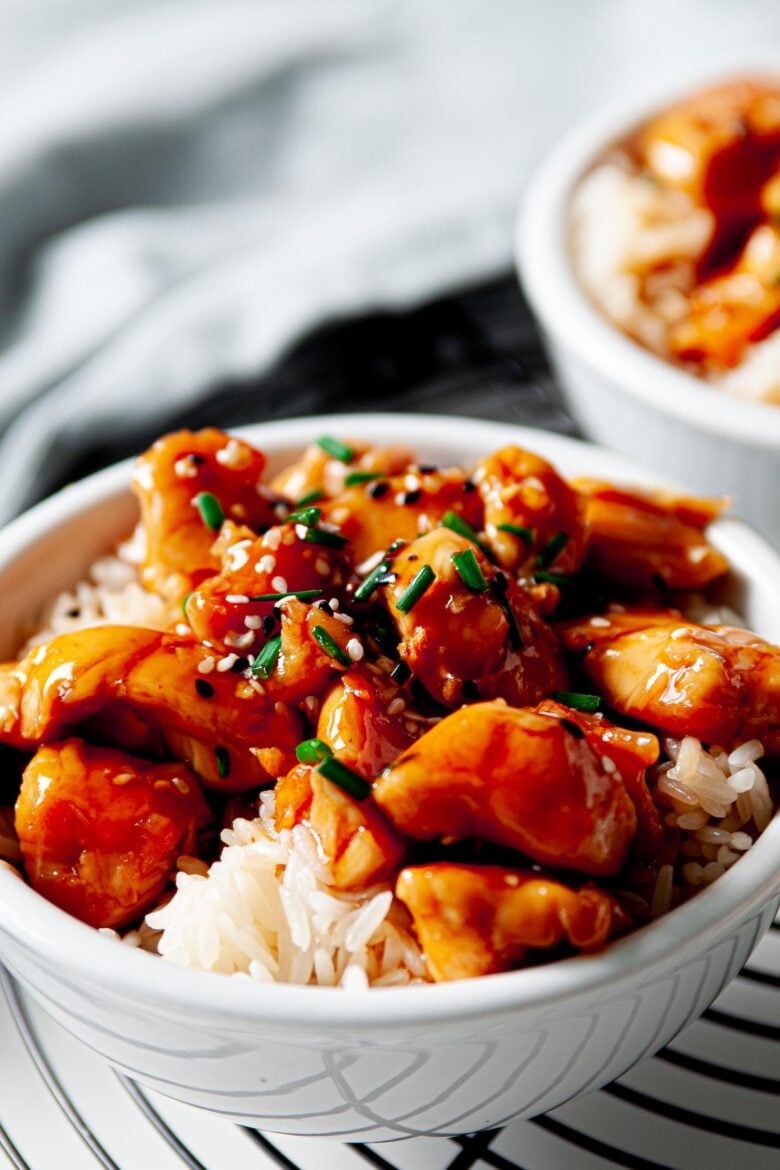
[669, 224, 780, 369]
[558, 609, 780, 751]
[373, 701, 638, 875]
[396, 864, 628, 981]
[133, 428, 278, 601]
[321, 467, 483, 565]
[15, 739, 209, 928]
[267, 597, 357, 705]
[275, 763, 405, 889]
[0, 626, 301, 789]
[473, 444, 587, 575]
[637, 80, 780, 224]
[184, 522, 347, 656]
[270, 441, 415, 503]
[536, 699, 663, 862]
[574, 479, 729, 591]
[382, 529, 567, 709]
[316, 668, 415, 777]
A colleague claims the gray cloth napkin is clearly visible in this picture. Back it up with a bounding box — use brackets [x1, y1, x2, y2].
[1, 0, 779, 522]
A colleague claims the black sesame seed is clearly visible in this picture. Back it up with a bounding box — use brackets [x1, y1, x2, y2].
[463, 480, 477, 493]
[403, 489, 422, 506]
[368, 481, 390, 499]
[418, 464, 437, 473]
[461, 680, 481, 701]
[195, 678, 215, 698]
[407, 554, 419, 563]
[66, 608, 80, 618]
[316, 600, 334, 616]
[262, 614, 276, 635]
[231, 656, 250, 673]
[390, 661, 412, 684]
[189, 454, 206, 465]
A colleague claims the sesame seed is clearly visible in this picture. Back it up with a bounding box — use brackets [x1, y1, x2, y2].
[217, 654, 238, 672]
[329, 597, 340, 610]
[197, 656, 216, 674]
[272, 576, 288, 593]
[174, 457, 199, 478]
[244, 615, 262, 630]
[154, 779, 171, 790]
[228, 547, 250, 571]
[404, 474, 421, 492]
[295, 524, 309, 540]
[226, 594, 250, 604]
[368, 481, 390, 499]
[333, 611, 354, 626]
[224, 630, 255, 650]
[589, 616, 611, 628]
[215, 438, 251, 469]
[172, 776, 191, 794]
[112, 772, 134, 786]
[175, 623, 190, 637]
[346, 638, 364, 661]
[356, 550, 384, 575]
[195, 678, 215, 698]
[265, 528, 282, 551]
[600, 755, 617, 774]
[394, 492, 406, 505]
[256, 555, 276, 573]
[387, 697, 405, 715]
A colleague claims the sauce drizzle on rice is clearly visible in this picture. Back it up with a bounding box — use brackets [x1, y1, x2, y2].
[0, 427, 776, 986]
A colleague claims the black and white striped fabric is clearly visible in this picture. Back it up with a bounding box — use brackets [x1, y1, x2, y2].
[1, 278, 778, 1169]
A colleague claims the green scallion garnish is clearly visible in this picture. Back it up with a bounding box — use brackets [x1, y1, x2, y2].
[354, 559, 391, 603]
[296, 738, 333, 765]
[181, 592, 192, 617]
[302, 527, 349, 549]
[490, 576, 523, 649]
[312, 625, 352, 667]
[195, 492, 224, 531]
[317, 436, 354, 464]
[345, 471, 384, 486]
[287, 505, 322, 527]
[296, 488, 324, 507]
[214, 746, 230, 779]
[318, 756, 372, 801]
[497, 522, 534, 544]
[251, 634, 282, 679]
[537, 531, 570, 569]
[441, 510, 488, 553]
[451, 549, 488, 593]
[248, 589, 323, 603]
[534, 570, 570, 586]
[554, 691, 601, 713]
[396, 564, 436, 614]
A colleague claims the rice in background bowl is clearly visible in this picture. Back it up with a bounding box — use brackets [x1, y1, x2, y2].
[0, 414, 778, 1139]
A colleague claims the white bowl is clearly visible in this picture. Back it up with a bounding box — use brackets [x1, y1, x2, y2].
[516, 72, 780, 547]
[0, 413, 778, 1141]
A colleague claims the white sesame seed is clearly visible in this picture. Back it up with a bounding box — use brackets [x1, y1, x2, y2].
[226, 594, 250, 604]
[346, 638, 364, 661]
[600, 755, 617, 774]
[329, 597, 340, 611]
[302, 695, 319, 715]
[589, 616, 611, 628]
[387, 697, 405, 715]
[172, 776, 191, 795]
[394, 492, 406, 505]
[333, 611, 354, 626]
[217, 653, 238, 672]
[356, 550, 384, 575]
[329, 506, 349, 525]
[228, 547, 250, 571]
[295, 524, 309, 540]
[197, 656, 216, 674]
[224, 631, 255, 650]
[265, 528, 282, 551]
[215, 438, 251, 469]
[112, 772, 134, 786]
[244, 615, 262, 630]
[271, 576, 288, 593]
[175, 622, 190, 637]
[404, 474, 421, 491]
[174, 457, 199, 478]
[255, 555, 276, 573]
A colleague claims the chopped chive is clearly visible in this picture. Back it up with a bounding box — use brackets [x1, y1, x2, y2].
[194, 492, 224, 531]
[295, 488, 324, 507]
[317, 436, 354, 464]
[490, 576, 523, 649]
[181, 591, 192, 617]
[354, 559, 391, 603]
[396, 564, 436, 614]
[452, 548, 488, 593]
[296, 737, 333, 765]
[498, 522, 534, 544]
[251, 634, 282, 679]
[302, 527, 349, 549]
[386, 539, 406, 555]
[318, 756, 372, 801]
[441, 510, 488, 553]
[214, 746, 230, 779]
[248, 589, 323, 603]
[287, 505, 322, 527]
[345, 471, 384, 487]
[554, 691, 601, 713]
[534, 569, 570, 586]
[537, 531, 570, 569]
[312, 625, 352, 667]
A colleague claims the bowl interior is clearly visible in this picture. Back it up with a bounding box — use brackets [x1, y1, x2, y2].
[0, 412, 778, 1028]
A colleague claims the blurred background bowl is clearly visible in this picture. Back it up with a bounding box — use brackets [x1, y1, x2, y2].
[0, 413, 778, 1141]
[516, 68, 780, 547]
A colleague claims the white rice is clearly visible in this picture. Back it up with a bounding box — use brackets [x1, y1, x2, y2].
[145, 792, 426, 988]
[571, 161, 780, 406]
